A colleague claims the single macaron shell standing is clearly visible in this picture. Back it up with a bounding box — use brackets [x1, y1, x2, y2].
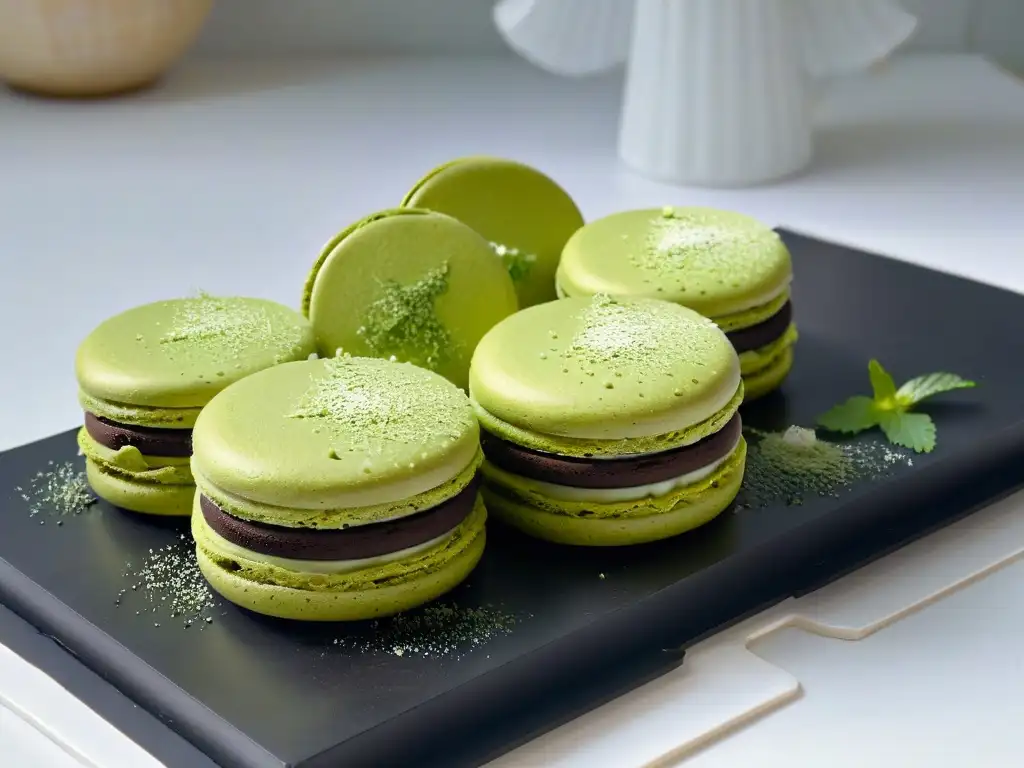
[190, 356, 487, 621]
[75, 295, 316, 516]
[402, 156, 585, 308]
[302, 208, 518, 391]
[469, 294, 746, 547]
[557, 207, 797, 400]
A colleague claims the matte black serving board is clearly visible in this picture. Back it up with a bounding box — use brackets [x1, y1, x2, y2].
[4, 232, 1024, 768]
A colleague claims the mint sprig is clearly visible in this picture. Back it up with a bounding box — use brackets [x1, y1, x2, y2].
[817, 361, 975, 453]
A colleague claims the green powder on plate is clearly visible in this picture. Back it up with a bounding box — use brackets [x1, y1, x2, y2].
[19, 460, 96, 519]
[739, 426, 911, 508]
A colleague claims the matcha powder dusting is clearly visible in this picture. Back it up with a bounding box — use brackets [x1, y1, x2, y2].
[332, 603, 525, 660]
[566, 294, 721, 377]
[288, 356, 474, 454]
[20, 461, 96, 519]
[356, 263, 455, 371]
[118, 534, 218, 629]
[739, 426, 912, 508]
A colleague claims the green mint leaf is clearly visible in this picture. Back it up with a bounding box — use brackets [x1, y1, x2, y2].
[879, 411, 936, 453]
[868, 359, 898, 404]
[896, 372, 976, 407]
[817, 396, 883, 434]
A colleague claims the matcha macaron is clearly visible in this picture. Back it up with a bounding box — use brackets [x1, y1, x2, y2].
[190, 356, 486, 621]
[75, 295, 316, 516]
[557, 207, 797, 400]
[303, 208, 518, 390]
[469, 294, 746, 546]
[402, 156, 585, 308]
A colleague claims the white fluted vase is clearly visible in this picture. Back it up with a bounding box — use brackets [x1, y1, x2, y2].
[619, 0, 811, 187]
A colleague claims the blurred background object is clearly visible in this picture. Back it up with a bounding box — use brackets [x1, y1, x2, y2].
[493, 0, 918, 187]
[0, 0, 213, 97]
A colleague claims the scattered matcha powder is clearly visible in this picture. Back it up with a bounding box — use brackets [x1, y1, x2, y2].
[288, 356, 474, 458]
[565, 294, 722, 388]
[118, 534, 218, 629]
[158, 293, 306, 365]
[738, 426, 912, 508]
[356, 263, 454, 371]
[330, 603, 525, 660]
[19, 461, 96, 519]
[490, 242, 536, 282]
[635, 206, 782, 284]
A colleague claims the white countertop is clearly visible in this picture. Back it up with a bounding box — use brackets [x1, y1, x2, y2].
[1, 53, 1023, 767]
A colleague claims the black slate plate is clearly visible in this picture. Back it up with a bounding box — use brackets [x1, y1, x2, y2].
[3, 232, 1024, 768]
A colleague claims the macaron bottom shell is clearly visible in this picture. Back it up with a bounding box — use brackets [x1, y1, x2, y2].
[740, 344, 795, 402]
[481, 439, 745, 546]
[193, 497, 487, 621]
[84, 460, 195, 516]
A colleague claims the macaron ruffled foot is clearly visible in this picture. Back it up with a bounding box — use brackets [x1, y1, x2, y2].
[469, 294, 746, 546]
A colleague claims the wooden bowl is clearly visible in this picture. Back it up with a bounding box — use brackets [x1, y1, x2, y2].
[0, 0, 214, 97]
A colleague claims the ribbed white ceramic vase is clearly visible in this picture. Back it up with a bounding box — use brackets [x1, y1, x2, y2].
[494, 0, 916, 188]
[619, 0, 811, 187]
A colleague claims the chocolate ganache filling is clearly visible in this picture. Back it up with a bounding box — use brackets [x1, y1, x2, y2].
[481, 414, 741, 489]
[84, 412, 192, 457]
[201, 476, 480, 561]
[726, 301, 793, 354]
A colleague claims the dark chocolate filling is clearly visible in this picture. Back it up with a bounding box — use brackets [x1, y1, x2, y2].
[726, 301, 793, 354]
[84, 412, 193, 457]
[200, 476, 480, 561]
[481, 414, 741, 490]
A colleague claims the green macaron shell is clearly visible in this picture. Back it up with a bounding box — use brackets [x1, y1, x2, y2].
[302, 208, 518, 391]
[741, 346, 795, 402]
[194, 449, 483, 529]
[739, 324, 799, 377]
[193, 497, 487, 621]
[469, 295, 742, 449]
[78, 429, 193, 484]
[713, 290, 791, 334]
[557, 207, 792, 319]
[473, 385, 742, 459]
[482, 440, 745, 546]
[76, 296, 316, 415]
[78, 390, 202, 429]
[85, 462, 195, 516]
[79, 429, 195, 516]
[401, 156, 585, 308]
[191, 356, 480, 513]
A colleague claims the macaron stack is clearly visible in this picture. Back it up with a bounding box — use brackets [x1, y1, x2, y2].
[75, 295, 316, 516]
[302, 208, 518, 390]
[402, 156, 585, 308]
[190, 356, 486, 620]
[557, 207, 797, 400]
[469, 294, 746, 546]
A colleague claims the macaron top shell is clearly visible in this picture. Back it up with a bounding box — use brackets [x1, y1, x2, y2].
[191, 357, 480, 511]
[469, 295, 741, 441]
[557, 207, 792, 317]
[402, 156, 585, 308]
[75, 296, 316, 410]
[302, 208, 518, 390]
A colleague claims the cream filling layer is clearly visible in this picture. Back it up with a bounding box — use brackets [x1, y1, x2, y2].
[198, 515, 457, 575]
[510, 431, 742, 503]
